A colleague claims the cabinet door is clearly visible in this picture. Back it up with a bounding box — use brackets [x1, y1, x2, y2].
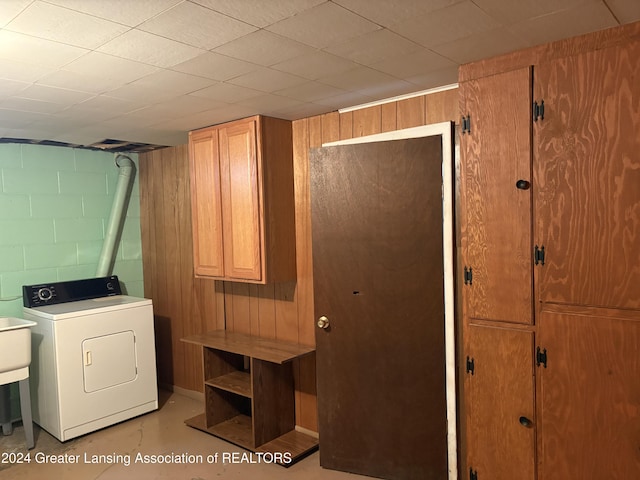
[460, 67, 533, 324]
[465, 324, 536, 480]
[538, 307, 640, 479]
[534, 40, 640, 309]
[219, 120, 263, 281]
[190, 128, 225, 277]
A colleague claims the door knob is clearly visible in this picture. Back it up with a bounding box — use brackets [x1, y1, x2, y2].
[516, 179, 530, 190]
[519, 416, 533, 428]
[317, 316, 330, 329]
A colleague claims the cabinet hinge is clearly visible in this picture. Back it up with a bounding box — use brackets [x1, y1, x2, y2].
[464, 266, 473, 285]
[466, 356, 475, 375]
[461, 115, 471, 134]
[470, 468, 478, 480]
[534, 245, 545, 265]
[536, 347, 548, 368]
[533, 100, 545, 121]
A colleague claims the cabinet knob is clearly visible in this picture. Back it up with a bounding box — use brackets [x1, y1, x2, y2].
[516, 179, 530, 190]
[317, 316, 330, 329]
[519, 416, 533, 428]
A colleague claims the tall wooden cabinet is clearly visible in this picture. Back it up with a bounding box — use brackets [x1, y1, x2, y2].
[460, 21, 640, 480]
[189, 115, 296, 284]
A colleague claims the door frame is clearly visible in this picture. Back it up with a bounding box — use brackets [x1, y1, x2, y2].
[323, 121, 457, 480]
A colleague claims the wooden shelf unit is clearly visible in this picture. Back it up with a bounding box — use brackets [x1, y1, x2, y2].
[182, 331, 318, 464]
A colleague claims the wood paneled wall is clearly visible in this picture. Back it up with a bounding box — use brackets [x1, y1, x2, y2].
[139, 87, 458, 433]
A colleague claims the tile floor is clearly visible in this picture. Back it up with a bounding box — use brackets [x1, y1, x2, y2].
[0, 389, 367, 480]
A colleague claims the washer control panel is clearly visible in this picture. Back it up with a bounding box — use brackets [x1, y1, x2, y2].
[23, 276, 122, 307]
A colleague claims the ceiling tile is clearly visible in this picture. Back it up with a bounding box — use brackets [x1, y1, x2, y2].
[138, 1, 256, 49]
[191, 0, 326, 28]
[405, 65, 459, 90]
[271, 102, 332, 120]
[0, 97, 66, 115]
[44, 0, 183, 27]
[237, 93, 302, 112]
[267, 2, 380, 49]
[333, 0, 460, 28]
[432, 28, 531, 64]
[0, 0, 31, 28]
[125, 95, 227, 120]
[390, 0, 500, 48]
[0, 58, 53, 83]
[228, 67, 308, 93]
[606, 0, 640, 22]
[213, 30, 316, 67]
[471, 0, 600, 24]
[36, 70, 130, 94]
[97, 30, 206, 68]
[318, 66, 411, 96]
[0, 78, 30, 99]
[0, 109, 51, 129]
[273, 81, 347, 102]
[127, 70, 216, 96]
[325, 29, 422, 66]
[5, 1, 129, 49]
[313, 90, 377, 109]
[171, 52, 258, 81]
[370, 49, 456, 78]
[508, 2, 618, 46]
[16, 84, 94, 105]
[189, 83, 262, 103]
[101, 83, 181, 103]
[0, 30, 87, 69]
[75, 95, 146, 116]
[271, 51, 357, 80]
[62, 52, 159, 85]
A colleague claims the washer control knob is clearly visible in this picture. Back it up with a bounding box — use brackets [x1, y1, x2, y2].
[37, 287, 53, 301]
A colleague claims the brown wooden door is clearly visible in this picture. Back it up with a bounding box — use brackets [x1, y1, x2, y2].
[189, 128, 225, 277]
[534, 40, 640, 309]
[538, 306, 640, 479]
[464, 324, 536, 480]
[219, 119, 263, 281]
[460, 67, 533, 324]
[311, 137, 447, 480]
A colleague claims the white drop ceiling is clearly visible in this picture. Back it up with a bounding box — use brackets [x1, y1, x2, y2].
[0, 0, 638, 149]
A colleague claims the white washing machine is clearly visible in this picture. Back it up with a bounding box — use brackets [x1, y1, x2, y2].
[22, 276, 158, 442]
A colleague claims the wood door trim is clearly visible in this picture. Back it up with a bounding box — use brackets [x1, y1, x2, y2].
[322, 121, 457, 480]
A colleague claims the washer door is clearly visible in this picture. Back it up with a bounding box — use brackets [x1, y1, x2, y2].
[82, 331, 137, 393]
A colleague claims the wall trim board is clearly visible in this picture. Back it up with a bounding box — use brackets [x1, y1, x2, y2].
[322, 121, 458, 480]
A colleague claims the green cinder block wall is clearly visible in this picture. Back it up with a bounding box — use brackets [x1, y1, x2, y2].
[0, 143, 144, 318]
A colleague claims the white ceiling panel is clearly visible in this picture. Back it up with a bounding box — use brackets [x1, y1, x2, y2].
[44, 0, 183, 27]
[191, 0, 326, 28]
[509, 2, 618, 46]
[171, 52, 258, 81]
[97, 29, 206, 68]
[0, 30, 87, 69]
[213, 30, 316, 67]
[325, 29, 422, 66]
[5, 1, 129, 49]
[138, 1, 257, 49]
[267, 2, 380, 49]
[0, 0, 637, 147]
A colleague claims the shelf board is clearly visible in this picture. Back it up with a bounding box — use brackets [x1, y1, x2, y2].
[206, 371, 251, 398]
[182, 331, 315, 364]
[185, 414, 319, 465]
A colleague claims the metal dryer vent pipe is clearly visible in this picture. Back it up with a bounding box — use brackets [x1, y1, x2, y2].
[96, 154, 135, 278]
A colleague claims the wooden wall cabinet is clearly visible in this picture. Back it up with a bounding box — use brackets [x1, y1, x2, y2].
[460, 22, 640, 480]
[189, 115, 296, 283]
[182, 331, 318, 463]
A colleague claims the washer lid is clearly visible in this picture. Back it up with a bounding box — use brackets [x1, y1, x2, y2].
[23, 295, 152, 320]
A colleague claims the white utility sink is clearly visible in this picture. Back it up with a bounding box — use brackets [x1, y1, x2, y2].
[0, 318, 37, 380]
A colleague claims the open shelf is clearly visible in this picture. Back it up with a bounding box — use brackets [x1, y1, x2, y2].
[205, 371, 251, 398]
[182, 331, 318, 465]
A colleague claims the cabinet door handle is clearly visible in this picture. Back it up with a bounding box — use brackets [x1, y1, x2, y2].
[516, 179, 530, 190]
[519, 416, 533, 428]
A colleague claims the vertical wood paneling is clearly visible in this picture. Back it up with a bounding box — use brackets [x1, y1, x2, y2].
[397, 96, 426, 129]
[140, 88, 459, 431]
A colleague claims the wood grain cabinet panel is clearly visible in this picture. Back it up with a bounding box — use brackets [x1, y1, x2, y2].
[460, 66, 533, 325]
[189, 115, 296, 284]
